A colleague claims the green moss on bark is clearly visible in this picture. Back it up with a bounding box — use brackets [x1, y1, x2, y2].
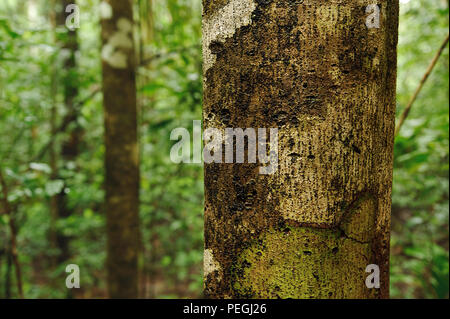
[232, 226, 379, 299]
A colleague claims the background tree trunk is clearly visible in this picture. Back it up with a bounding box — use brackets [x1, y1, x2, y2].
[50, 0, 81, 268]
[0, 170, 23, 298]
[203, 0, 398, 298]
[100, 0, 141, 299]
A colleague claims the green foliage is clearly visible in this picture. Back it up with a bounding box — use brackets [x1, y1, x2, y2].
[391, 0, 449, 299]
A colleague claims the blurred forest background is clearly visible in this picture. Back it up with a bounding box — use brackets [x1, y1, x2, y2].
[0, 0, 448, 299]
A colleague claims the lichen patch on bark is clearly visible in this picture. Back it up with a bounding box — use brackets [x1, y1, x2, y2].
[99, 1, 113, 20]
[204, 248, 222, 279]
[101, 18, 134, 69]
[202, 0, 256, 74]
[232, 226, 378, 299]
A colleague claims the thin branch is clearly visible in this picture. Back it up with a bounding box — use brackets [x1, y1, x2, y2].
[395, 33, 449, 137]
[139, 44, 200, 66]
[0, 128, 26, 163]
[0, 169, 24, 299]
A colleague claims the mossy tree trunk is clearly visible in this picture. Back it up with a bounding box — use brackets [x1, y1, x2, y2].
[203, 0, 398, 298]
[100, 0, 140, 299]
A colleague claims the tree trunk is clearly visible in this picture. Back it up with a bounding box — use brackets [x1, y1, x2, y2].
[203, 0, 398, 298]
[100, 0, 140, 299]
[0, 170, 24, 298]
[4, 247, 12, 299]
[52, 0, 81, 266]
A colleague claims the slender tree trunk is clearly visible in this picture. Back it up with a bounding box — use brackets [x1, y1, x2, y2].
[203, 0, 398, 298]
[51, 0, 81, 266]
[48, 5, 59, 270]
[0, 248, 3, 298]
[49, 63, 59, 268]
[4, 247, 12, 299]
[137, 0, 154, 299]
[100, 0, 141, 299]
[0, 170, 24, 298]
[138, 0, 154, 64]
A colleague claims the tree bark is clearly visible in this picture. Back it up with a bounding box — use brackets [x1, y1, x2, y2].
[100, 0, 140, 299]
[203, 0, 398, 298]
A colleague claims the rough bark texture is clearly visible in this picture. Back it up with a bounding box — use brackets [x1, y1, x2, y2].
[203, 0, 398, 298]
[100, 0, 140, 299]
